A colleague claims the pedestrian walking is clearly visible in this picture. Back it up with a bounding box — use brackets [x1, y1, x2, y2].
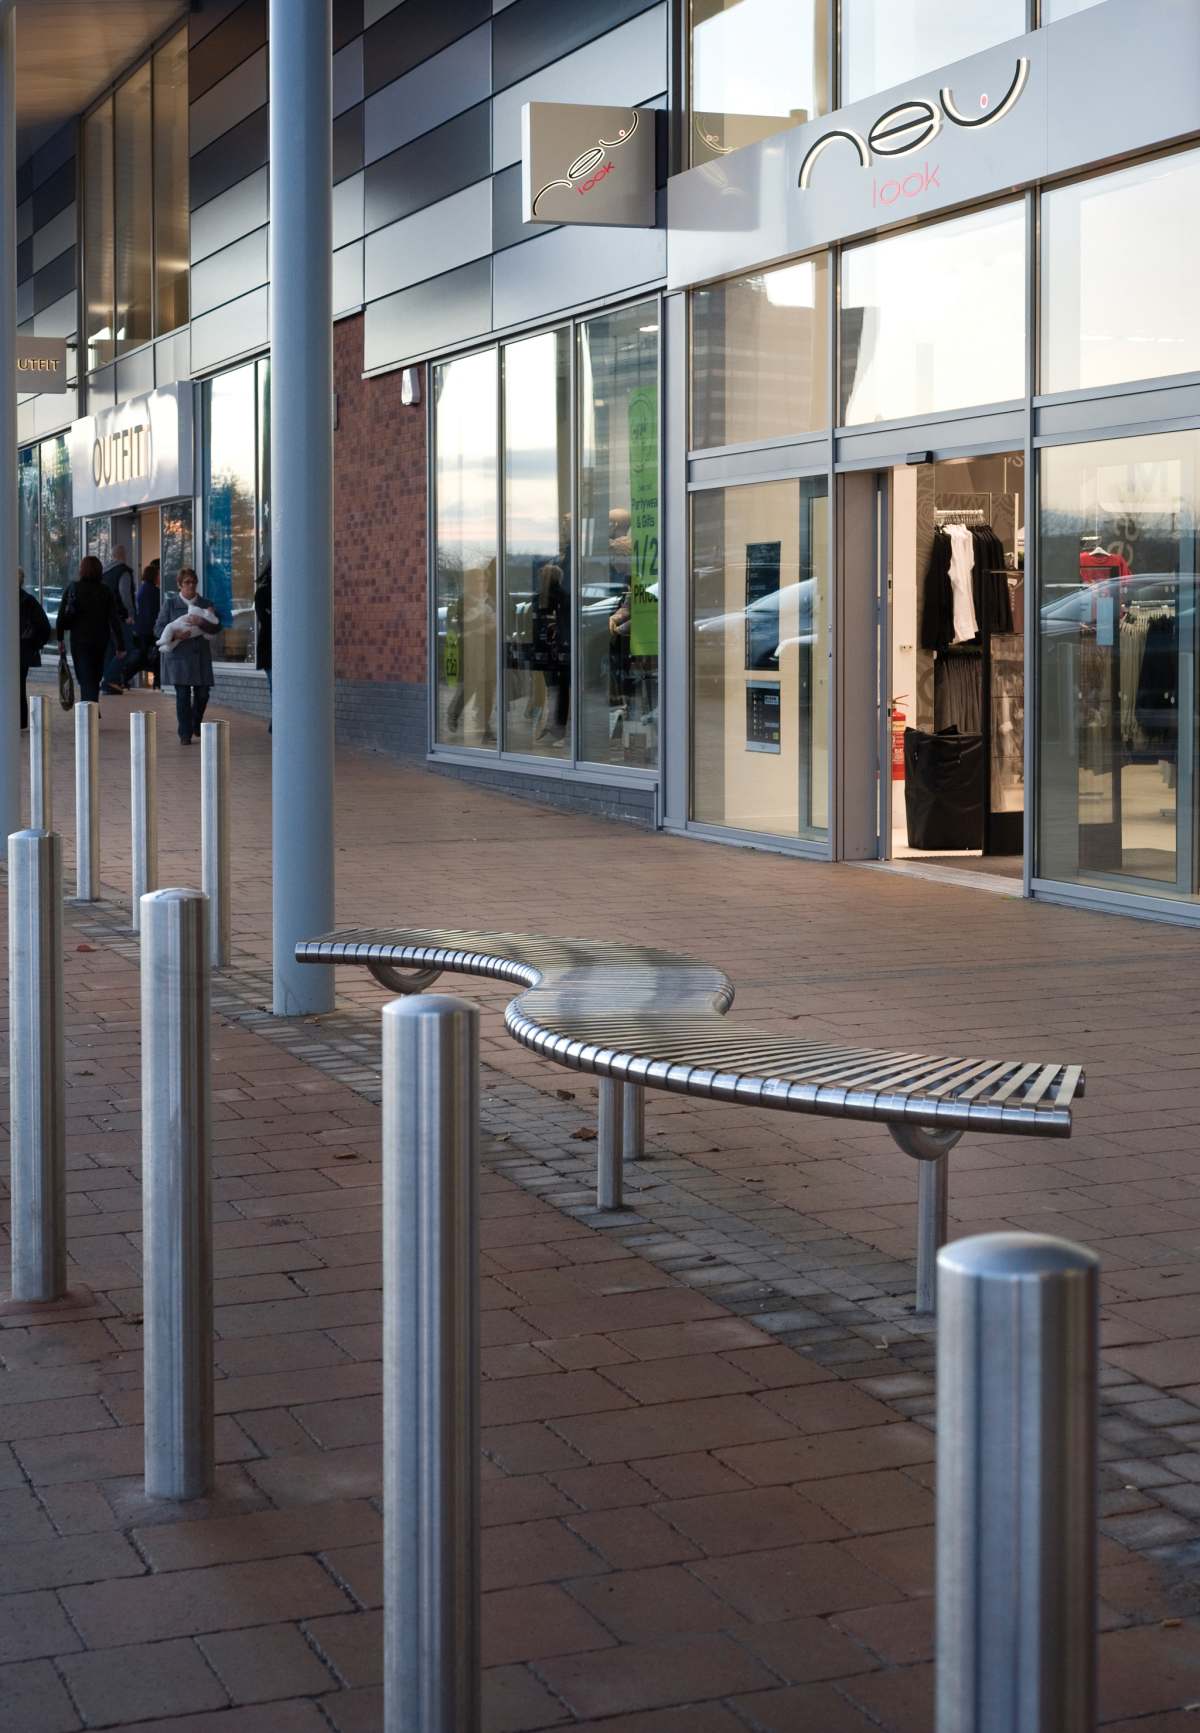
[56, 556, 119, 704]
[155, 566, 218, 744]
[134, 559, 162, 688]
[99, 544, 135, 695]
[17, 567, 51, 730]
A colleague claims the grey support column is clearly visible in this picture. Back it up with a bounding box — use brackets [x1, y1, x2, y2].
[200, 720, 230, 967]
[597, 1078, 624, 1210]
[269, 0, 335, 1015]
[382, 995, 480, 1733]
[0, 3, 20, 843]
[130, 711, 157, 932]
[141, 888, 213, 1501]
[74, 701, 99, 901]
[937, 1233, 1098, 1732]
[623, 1082, 645, 1161]
[29, 693, 51, 830]
[915, 1156, 948, 1315]
[8, 829, 66, 1302]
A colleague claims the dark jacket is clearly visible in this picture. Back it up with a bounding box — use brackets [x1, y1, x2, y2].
[19, 587, 52, 673]
[101, 561, 132, 624]
[135, 579, 161, 640]
[155, 592, 217, 688]
[57, 575, 118, 650]
[254, 566, 271, 672]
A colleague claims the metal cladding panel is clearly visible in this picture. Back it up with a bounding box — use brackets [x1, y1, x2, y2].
[334, 0, 365, 54]
[32, 204, 75, 274]
[190, 284, 269, 374]
[364, 104, 491, 234]
[17, 199, 32, 245]
[365, 179, 493, 302]
[668, 0, 1200, 290]
[364, 26, 491, 166]
[492, 0, 661, 92]
[333, 173, 365, 250]
[363, 0, 489, 97]
[492, 219, 664, 330]
[492, 5, 668, 171]
[191, 225, 269, 318]
[334, 241, 365, 318]
[116, 346, 156, 403]
[190, 44, 268, 155]
[333, 37, 364, 117]
[333, 106, 365, 184]
[490, 163, 534, 253]
[191, 167, 269, 265]
[31, 158, 74, 230]
[364, 258, 492, 372]
[190, 105, 269, 210]
[190, 0, 267, 103]
[33, 249, 75, 317]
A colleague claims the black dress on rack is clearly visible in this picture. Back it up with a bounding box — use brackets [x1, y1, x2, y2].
[1136, 612, 1178, 750]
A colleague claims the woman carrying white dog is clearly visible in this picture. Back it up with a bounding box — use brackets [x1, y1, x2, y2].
[155, 567, 220, 744]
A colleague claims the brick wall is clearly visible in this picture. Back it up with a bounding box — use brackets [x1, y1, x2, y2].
[333, 314, 427, 685]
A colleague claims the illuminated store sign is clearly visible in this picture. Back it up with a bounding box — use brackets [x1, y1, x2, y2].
[14, 336, 68, 394]
[69, 383, 193, 517]
[798, 57, 1030, 188]
[522, 101, 656, 228]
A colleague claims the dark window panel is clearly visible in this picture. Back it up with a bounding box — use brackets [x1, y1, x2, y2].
[190, 0, 244, 48]
[33, 246, 75, 315]
[17, 159, 33, 205]
[32, 158, 74, 230]
[364, 102, 490, 233]
[363, 0, 488, 98]
[333, 105, 363, 184]
[493, 0, 658, 92]
[333, 0, 363, 53]
[17, 236, 33, 283]
[190, 105, 269, 210]
[364, 257, 491, 372]
[32, 122, 76, 189]
[189, 0, 267, 103]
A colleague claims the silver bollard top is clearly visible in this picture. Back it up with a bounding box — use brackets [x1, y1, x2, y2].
[382, 994, 478, 1022]
[8, 827, 53, 842]
[140, 886, 208, 908]
[939, 1231, 1099, 1281]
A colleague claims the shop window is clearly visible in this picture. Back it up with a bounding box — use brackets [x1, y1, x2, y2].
[203, 363, 259, 663]
[434, 349, 499, 752]
[689, 0, 830, 167]
[114, 63, 153, 355]
[82, 26, 189, 371]
[840, 202, 1025, 426]
[839, 0, 1025, 106]
[578, 305, 659, 770]
[38, 434, 76, 623]
[502, 331, 572, 760]
[161, 499, 195, 592]
[1037, 431, 1200, 900]
[1042, 149, 1200, 395]
[83, 99, 115, 371]
[691, 256, 830, 450]
[691, 477, 830, 839]
[153, 30, 191, 337]
[18, 448, 40, 601]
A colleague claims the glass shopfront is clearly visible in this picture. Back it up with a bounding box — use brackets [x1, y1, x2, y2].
[432, 300, 660, 773]
[202, 359, 270, 663]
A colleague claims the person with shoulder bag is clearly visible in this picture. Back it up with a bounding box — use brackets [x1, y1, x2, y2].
[155, 567, 219, 744]
[56, 556, 118, 705]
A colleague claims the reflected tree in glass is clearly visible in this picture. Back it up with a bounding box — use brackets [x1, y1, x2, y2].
[434, 349, 498, 750]
[204, 364, 257, 662]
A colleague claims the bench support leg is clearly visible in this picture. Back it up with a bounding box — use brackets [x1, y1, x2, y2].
[916, 1156, 949, 1317]
[623, 1084, 645, 1161]
[889, 1124, 964, 1317]
[598, 1079, 624, 1210]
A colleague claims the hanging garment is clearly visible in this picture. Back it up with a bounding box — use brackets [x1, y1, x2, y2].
[1080, 547, 1132, 587]
[946, 523, 979, 643]
[920, 528, 954, 652]
[969, 526, 1015, 634]
[1136, 612, 1179, 747]
[934, 651, 983, 735]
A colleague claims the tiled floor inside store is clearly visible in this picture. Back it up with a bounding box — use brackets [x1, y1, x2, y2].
[3, 689, 1200, 1728]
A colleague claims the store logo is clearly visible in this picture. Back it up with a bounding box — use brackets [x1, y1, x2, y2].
[16, 354, 60, 376]
[530, 110, 641, 216]
[92, 423, 150, 489]
[797, 56, 1030, 190]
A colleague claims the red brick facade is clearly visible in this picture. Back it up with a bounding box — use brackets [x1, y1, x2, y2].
[332, 314, 427, 684]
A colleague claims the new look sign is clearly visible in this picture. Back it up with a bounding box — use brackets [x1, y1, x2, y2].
[522, 101, 656, 228]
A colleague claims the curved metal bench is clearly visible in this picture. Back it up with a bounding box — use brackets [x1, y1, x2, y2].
[296, 926, 1084, 1312]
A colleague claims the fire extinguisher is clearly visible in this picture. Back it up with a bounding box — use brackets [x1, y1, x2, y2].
[890, 696, 908, 781]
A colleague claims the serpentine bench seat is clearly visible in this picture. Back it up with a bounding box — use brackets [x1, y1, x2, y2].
[296, 925, 1084, 1312]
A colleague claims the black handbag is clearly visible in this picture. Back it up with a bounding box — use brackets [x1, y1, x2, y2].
[57, 646, 75, 711]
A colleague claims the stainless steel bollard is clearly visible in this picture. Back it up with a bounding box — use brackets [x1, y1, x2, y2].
[200, 720, 231, 968]
[916, 1155, 948, 1315]
[130, 712, 157, 932]
[73, 701, 99, 900]
[598, 1077, 624, 1209]
[937, 1232, 1099, 1733]
[142, 888, 213, 1501]
[28, 692, 51, 830]
[8, 829, 66, 1301]
[623, 1080, 645, 1161]
[383, 995, 480, 1733]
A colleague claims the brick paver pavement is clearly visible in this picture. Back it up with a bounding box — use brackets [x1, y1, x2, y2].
[2, 687, 1200, 1727]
